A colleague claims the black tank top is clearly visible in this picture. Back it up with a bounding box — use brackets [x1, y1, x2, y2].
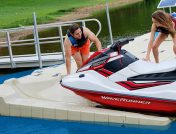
[156, 17, 176, 34]
[156, 26, 169, 34]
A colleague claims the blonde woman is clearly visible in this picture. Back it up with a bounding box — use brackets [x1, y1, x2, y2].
[144, 10, 176, 63]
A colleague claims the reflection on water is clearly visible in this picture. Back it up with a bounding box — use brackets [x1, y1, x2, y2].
[1, 0, 176, 55]
[0, 116, 174, 134]
[86, 0, 161, 48]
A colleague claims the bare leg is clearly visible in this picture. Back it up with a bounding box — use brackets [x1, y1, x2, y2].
[152, 33, 168, 63]
[173, 45, 176, 55]
[72, 52, 83, 69]
[81, 54, 89, 64]
[171, 34, 176, 55]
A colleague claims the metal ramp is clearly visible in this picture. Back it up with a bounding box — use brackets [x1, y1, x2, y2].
[0, 17, 101, 69]
[0, 52, 63, 68]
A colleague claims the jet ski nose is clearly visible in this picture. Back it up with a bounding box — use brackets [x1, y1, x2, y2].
[79, 74, 85, 78]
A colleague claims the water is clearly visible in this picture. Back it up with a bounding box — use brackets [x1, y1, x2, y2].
[1, 0, 176, 133]
[86, 0, 161, 47]
[0, 68, 34, 82]
[0, 0, 164, 55]
[2, 0, 175, 55]
[0, 116, 175, 134]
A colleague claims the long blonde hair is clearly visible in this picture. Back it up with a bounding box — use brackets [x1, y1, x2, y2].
[152, 10, 175, 36]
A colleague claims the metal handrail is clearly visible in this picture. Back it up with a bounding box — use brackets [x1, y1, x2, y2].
[0, 36, 62, 44]
[33, 12, 42, 68]
[0, 19, 101, 33]
[6, 32, 15, 68]
[0, 16, 102, 69]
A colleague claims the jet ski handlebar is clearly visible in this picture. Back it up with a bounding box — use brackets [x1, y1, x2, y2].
[110, 38, 134, 51]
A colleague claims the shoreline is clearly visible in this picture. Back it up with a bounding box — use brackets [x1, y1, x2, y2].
[0, 0, 142, 42]
[57, 0, 142, 22]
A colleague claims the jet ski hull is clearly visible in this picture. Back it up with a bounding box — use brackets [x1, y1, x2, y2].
[62, 85, 176, 114]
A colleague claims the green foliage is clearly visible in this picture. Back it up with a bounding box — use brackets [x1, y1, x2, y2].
[0, 0, 116, 29]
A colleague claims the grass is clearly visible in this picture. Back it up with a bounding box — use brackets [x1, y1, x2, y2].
[0, 0, 116, 29]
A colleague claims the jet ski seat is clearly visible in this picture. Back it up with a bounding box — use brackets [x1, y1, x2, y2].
[128, 59, 176, 75]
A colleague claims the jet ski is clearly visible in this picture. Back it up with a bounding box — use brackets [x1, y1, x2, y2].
[61, 38, 176, 114]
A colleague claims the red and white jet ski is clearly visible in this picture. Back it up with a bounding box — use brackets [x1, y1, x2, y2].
[61, 38, 176, 114]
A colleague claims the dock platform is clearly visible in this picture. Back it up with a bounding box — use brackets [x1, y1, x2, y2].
[0, 33, 175, 126]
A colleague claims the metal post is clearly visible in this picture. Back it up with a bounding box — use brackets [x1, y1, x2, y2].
[169, 7, 172, 14]
[33, 12, 42, 68]
[6, 32, 15, 68]
[82, 21, 86, 27]
[106, 1, 113, 44]
[58, 26, 66, 63]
